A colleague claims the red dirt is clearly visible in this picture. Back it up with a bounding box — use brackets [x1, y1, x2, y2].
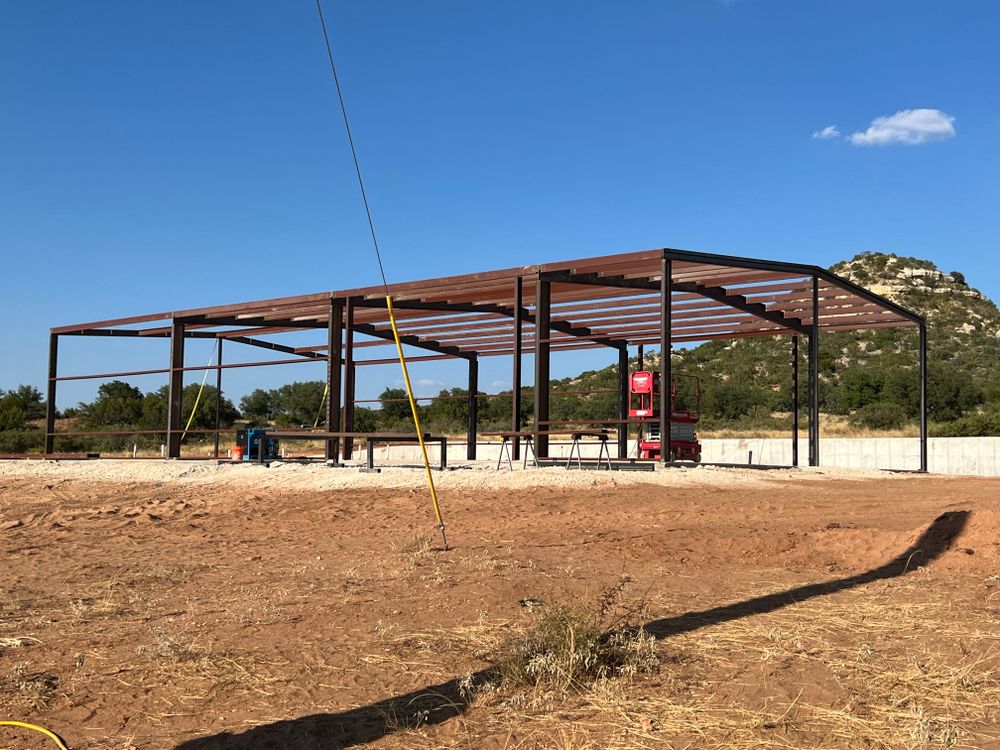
[2, 465, 1000, 749]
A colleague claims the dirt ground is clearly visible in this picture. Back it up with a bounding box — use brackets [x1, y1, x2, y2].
[2, 460, 999, 750]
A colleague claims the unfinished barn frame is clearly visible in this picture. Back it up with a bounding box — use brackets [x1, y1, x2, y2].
[44, 247, 928, 470]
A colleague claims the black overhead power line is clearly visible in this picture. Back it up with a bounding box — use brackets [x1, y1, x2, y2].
[314, 0, 389, 293]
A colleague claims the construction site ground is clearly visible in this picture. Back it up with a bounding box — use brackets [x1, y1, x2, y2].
[2, 460, 999, 749]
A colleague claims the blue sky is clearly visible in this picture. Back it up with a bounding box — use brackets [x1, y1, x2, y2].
[2, 1, 998, 408]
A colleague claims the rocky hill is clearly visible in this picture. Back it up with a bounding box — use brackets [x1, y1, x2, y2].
[551, 252, 1000, 434]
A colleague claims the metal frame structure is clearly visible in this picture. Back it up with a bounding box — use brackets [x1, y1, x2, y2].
[43, 247, 928, 470]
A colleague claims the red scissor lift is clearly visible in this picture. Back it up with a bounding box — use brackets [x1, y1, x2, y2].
[629, 371, 702, 462]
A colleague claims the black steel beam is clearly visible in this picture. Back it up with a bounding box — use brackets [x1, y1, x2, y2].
[214, 339, 223, 459]
[61, 328, 218, 339]
[618, 345, 628, 459]
[661, 247, 923, 325]
[661, 257, 672, 465]
[540, 270, 807, 337]
[534, 277, 551, 458]
[541, 270, 659, 292]
[808, 277, 820, 466]
[179, 315, 324, 329]
[512, 277, 523, 461]
[44, 334, 58, 453]
[353, 296, 626, 350]
[326, 301, 343, 462]
[671, 281, 809, 335]
[791, 335, 799, 467]
[228, 336, 325, 359]
[919, 321, 928, 472]
[167, 320, 185, 458]
[344, 298, 356, 460]
[468, 356, 478, 460]
[352, 321, 471, 360]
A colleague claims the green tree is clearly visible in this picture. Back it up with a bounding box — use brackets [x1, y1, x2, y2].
[0, 392, 27, 430]
[240, 389, 273, 424]
[79, 381, 144, 428]
[378, 387, 413, 424]
[272, 381, 327, 427]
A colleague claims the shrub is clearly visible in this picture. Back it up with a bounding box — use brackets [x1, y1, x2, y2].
[931, 409, 1000, 437]
[492, 579, 658, 693]
[0, 428, 45, 454]
[848, 402, 909, 430]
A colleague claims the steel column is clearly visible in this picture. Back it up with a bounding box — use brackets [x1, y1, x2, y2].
[660, 256, 672, 465]
[791, 334, 799, 467]
[44, 333, 59, 453]
[534, 276, 551, 458]
[919, 320, 928, 472]
[808, 276, 820, 466]
[214, 339, 223, 459]
[166, 319, 185, 458]
[468, 355, 479, 460]
[512, 276, 523, 460]
[617, 346, 628, 459]
[637, 344, 644, 371]
[326, 300, 343, 463]
[344, 299, 356, 460]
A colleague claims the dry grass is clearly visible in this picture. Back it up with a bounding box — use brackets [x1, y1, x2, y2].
[381, 576, 1000, 749]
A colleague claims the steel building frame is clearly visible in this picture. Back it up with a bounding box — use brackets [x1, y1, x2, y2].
[43, 247, 928, 470]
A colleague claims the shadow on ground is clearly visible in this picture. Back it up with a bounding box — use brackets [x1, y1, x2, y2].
[174, 511, 969, 750]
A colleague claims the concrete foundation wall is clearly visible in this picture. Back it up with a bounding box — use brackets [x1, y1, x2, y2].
[365, 438, 1000, 476]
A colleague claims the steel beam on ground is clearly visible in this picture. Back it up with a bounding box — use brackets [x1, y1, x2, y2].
[167, 320, 185, 458]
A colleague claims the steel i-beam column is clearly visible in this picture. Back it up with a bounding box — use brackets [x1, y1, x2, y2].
[660, 256, 672, 466]
[534, 276, 551, 458]
[618, 346, 629, 459]
[214, 338, 223, 459]
[167, 319, 185, 458]
[919, 320, 928, 472]
[344, 298, 356, 460]
[468, 355, 479, 460]
[808, 276, 820, 466]
[326, 300, 343, 463]
[511, 276, 523, 460]
[637, 344, 644, 371]
[44, 333, 59, 454]
[791, 334, 799, 467]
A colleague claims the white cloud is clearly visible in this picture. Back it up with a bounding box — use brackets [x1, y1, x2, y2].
[848, 108, 956, 146]
[415, 378, 445, 388]
[812, 125, 841, 140]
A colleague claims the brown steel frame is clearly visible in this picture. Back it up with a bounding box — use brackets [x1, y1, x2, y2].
[42, 247, 928, 471]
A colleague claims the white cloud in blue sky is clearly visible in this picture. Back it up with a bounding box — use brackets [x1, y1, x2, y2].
[848, 108, 956, 146]
[812, 125, 841, 140]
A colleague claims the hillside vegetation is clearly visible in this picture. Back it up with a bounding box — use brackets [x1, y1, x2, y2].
[550, 252, 1000, 437]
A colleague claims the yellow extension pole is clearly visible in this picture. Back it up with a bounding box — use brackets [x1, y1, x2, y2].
[385, 294, 448, 550]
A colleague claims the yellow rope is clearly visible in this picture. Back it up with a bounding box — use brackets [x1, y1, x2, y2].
[313, 383, 329, 429]
[386, 294, 448, 549]
[0, 721, 70, 750]
[180, 340, 218, 442]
